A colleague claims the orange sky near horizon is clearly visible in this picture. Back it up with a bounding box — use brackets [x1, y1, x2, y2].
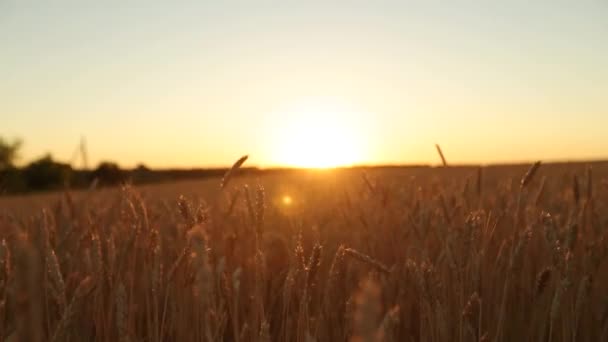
[1, 1, 607, 169]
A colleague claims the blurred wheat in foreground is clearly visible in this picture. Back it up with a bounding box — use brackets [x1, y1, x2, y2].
[0, 160, 607, 342]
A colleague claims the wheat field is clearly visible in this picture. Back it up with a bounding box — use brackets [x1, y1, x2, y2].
[0, 162, 607, 341]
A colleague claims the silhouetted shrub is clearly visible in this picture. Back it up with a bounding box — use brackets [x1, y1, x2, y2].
[132, 163, 154, 184]
[23, 155, 72, 191]
[0, 167, 26, 193]
[92, 161, 124, 186]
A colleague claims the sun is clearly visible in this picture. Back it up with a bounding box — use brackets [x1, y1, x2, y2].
[273, 101, 364, 168]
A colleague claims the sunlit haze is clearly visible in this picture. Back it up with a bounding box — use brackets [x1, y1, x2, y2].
[1, 1, 607, 168]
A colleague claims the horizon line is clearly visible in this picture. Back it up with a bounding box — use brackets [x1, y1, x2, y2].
[59, 157, 608, 172]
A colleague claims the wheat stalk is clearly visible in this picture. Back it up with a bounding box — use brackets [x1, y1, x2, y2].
[521, 161, 541, 189]
[115, 281, 130, 342]
[221, 155, 249, 189]
[343, 248, 391, 275]
[435, 144, 448, 167]
[51, 276, 96, 342]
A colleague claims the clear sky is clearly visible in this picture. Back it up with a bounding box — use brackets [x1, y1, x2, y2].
[1, 1, 607, 168]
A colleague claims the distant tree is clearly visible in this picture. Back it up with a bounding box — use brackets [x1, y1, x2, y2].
[92, 161, 124, 186]
[131, 163, 153, 184]
[0, 167, 26, 193]
[0, 137, 22, 170]
[23, 154, 72, 190]
[134, 163, 150, 172]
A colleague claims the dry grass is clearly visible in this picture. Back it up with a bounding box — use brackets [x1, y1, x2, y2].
[0, 162, 607, 341]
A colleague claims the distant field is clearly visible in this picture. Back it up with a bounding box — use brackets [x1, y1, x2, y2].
[0, 162, 607, 341]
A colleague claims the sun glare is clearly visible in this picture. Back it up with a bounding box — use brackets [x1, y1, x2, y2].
[274, 101, 364, 168]
[282, 195, 293, 205]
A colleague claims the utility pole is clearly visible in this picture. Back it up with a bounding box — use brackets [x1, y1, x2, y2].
[70, 136, 89, 170]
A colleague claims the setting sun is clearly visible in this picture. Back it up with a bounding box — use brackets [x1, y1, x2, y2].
[273, 101, 365, 168]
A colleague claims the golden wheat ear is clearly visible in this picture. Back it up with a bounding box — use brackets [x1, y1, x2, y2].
[435, 144, 448, 167]
[521, 161, 541, 188]
[221, 155, 249, 189]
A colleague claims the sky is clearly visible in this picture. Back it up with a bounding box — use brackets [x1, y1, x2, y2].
[1, 1, 607, 168]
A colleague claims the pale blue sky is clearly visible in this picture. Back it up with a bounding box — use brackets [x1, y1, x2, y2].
[1, 1, 607, 168]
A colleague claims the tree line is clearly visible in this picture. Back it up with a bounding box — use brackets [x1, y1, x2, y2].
[0, 136, 129, 194]
[0, 136, 266, 195]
